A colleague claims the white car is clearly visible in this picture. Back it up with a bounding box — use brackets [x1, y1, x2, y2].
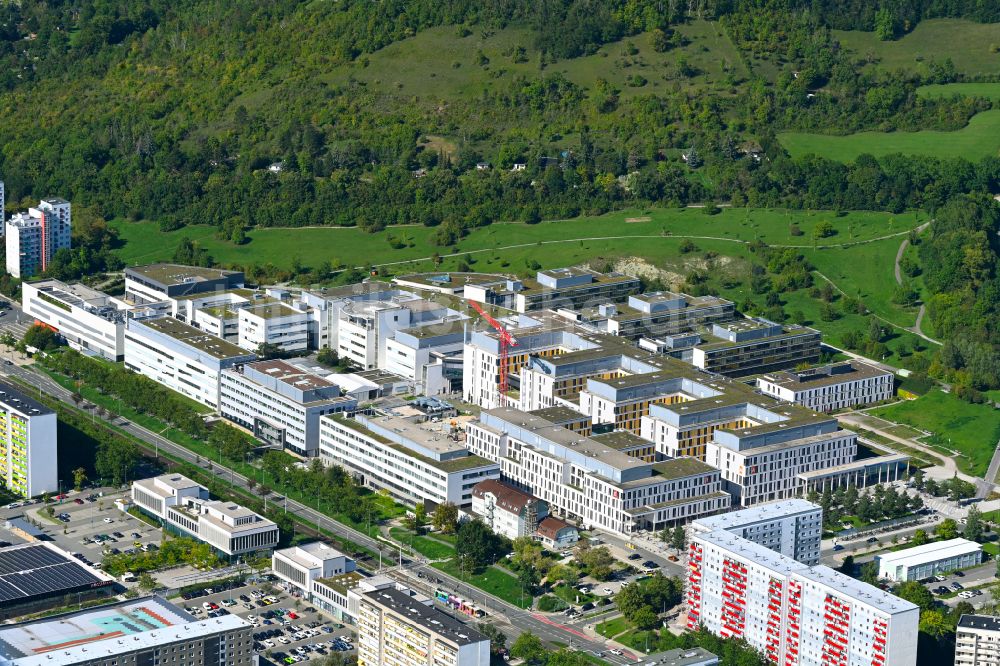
[278, 636, 290, 645]
[263, 640, 275, 649]
[603, 587, 613, 595]
[610, 649, 623, 656]
[103, 517, 114, 524]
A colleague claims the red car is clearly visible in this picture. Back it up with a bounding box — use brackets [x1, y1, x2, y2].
[287, 612, 298, 620]
[74, 498, 84, 505]
[209, 603, 220, 611]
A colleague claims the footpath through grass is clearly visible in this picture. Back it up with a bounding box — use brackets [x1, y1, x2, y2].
[871, 390, 1000, 477]
[111, 207, 921, 272]
[388, 528, 455, 560]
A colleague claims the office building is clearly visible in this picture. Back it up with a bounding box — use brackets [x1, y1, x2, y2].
[955, 614, 1000, 666]
[131, 474, 279, 557]
[0, 596, 252, 666]
[465, 407, 729, 535]
[579, 292, 735, 340]
[125, 315, 256, 409]
[220, 359, 355, 457]
[319, 410, 500, 509]
[687, 528, 918, 666]
[124, 264, 245, 305]
[691, 318, 822, 376]
[876, 538, 983, 582]
[5, 199, 71, 279]
[691, 499, 823, 566]
[757, 360, 895, 412]
[21, 279, 126, 361]
[357, 586, 490, 666]
[0, 542, 115, 620]
[0, 381, 57, 498]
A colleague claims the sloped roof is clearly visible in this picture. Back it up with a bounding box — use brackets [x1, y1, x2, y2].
[472, 479, 536, 514]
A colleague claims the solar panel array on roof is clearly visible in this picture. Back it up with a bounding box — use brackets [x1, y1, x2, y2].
[0, 545, 106, 605]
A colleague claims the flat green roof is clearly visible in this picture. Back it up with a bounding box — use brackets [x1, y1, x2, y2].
[590, 431, 650, 451]
[127, 263, 240, 286]
[651, 457, 718, 481]
[137, 317, 253, 359]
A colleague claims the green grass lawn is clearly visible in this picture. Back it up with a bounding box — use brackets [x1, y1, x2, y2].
[388, 528, 455, 560]
[779, 110, 1000, 162]
[596, 616, 631, 639]
[871, 390, 1000, 477]
[917, 82, 1000, 101]
[111, 207, 920, 271]
[431, 559, 532, 609]
[834, 19, 1000, 78]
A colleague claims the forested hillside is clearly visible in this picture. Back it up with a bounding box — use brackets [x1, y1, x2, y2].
[3, 0, 1000, 388]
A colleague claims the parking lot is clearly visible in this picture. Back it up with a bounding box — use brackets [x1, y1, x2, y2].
[177, 580, 357, 664]
[0, 488, 161, 570]
[8, 490, 162, 569]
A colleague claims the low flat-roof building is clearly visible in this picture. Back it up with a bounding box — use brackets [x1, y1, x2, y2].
[125, 315, 257, 409]
[0, 596, 251, 666]
[757, 360, 895, 412]
[955, 614, 1000, 666]
[124, 263, 245, 305]
[579, 292, 735, 340]
[220, 359, 355, 457]
[357, 587, 490, 666]
[319, 411, 500, 510]
[21, 279, 126, 361]
[691, 318, 821, 376]
[131, 474, 278, 558]
[877, 538, 983, 582]
[0, 542, 115, 620]
[272, 542, 356, 602]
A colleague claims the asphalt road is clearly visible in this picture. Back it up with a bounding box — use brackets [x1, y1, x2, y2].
[4, 358, 637, 662]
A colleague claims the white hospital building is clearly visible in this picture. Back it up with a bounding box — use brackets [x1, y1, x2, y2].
[757, 361, 895, 412]
[219, 359, 356, 457]
[125, 315, 257, 409]
[465, 407, 730, 535]
[21, 279, 126, 361]
[318, 410, 500, 510]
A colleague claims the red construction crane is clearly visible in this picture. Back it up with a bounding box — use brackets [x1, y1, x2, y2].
[468, 301, 518, 397]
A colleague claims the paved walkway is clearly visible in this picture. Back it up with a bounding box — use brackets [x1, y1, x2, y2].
[838, 411, 973, 483]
